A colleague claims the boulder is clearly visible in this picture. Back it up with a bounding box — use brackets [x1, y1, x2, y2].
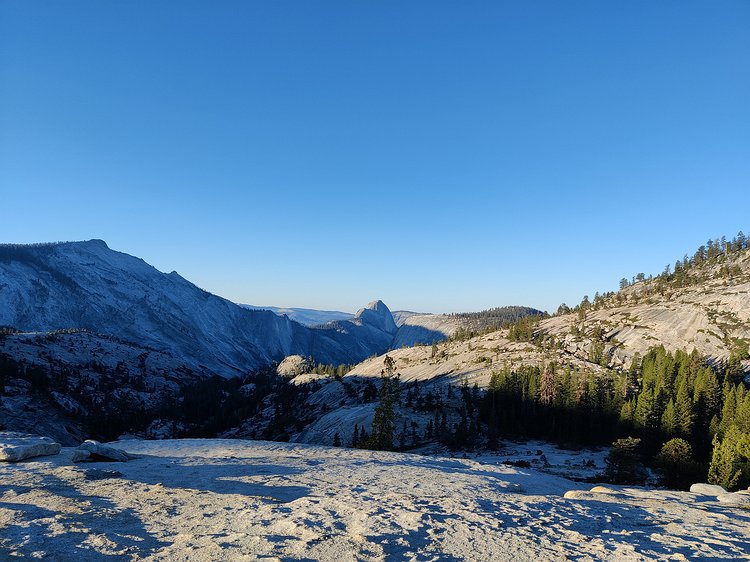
[690, 483, 727, 496]
[0, 432, 61, 462]
[72, 440, 133, 462]
[71, 449, 92, 463]
[277, 355, 313, 378]
[590, 486, 616, 494]
[717, 492, 750, 507]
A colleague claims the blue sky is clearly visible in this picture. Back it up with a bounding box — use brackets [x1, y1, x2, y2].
[1, 1, 748, 314]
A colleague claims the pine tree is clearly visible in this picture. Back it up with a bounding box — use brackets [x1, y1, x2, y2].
[604, 437, 646, 484]
[526, 372, 538, 401]
[655, 438, 699, 490]
[351, 424, 360, 447]
[540, 366, 556, 405]
[719, 383, 737, 438]
[737, 389, 750, 434]
[708, 428, 750, 491]
[661, 399, 677, 436]
[693, 367, 721, 428]
[675, 381, 694, 438]
[619, 399, 635, 427]
[634, 387, 659, 430]
[367, 356, 399, 451]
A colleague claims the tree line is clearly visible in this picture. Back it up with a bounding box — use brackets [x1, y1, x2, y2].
[559, 230, 749, 315]
[480, 345, 750, 490]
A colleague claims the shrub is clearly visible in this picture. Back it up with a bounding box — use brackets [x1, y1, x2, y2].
[603, 437, 647, 485]
[654, 438, 703, 490]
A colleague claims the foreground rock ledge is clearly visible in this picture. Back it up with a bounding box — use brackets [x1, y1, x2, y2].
[1, 439, 749, 561]
[0, 431, 61, 462]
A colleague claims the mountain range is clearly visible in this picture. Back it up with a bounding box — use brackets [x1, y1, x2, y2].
[241, 305, 354, 327]
[2, 236, 749, 459]
[0, 240, 460, 376]
[0, 239, 544, 443]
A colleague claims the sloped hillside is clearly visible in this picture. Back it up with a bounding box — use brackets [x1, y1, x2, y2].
[391, 313, 467, 348]
[0, 330, 209, 444]
[256, 240, 750, 478]
[539, 243, 750, 372]
[0, 241, 405, 375]
[271, 329, 604, 448]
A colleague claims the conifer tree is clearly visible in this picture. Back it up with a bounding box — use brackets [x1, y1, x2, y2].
[539, 365, 556, 405]
[661, 399, 677, 436]
[367, 355, 399, 451]
[604, 437, 646, 484]
[708, 428, 750, 491]
[619, 399, 635, 427]
[634, 387, 657, 430]
[655, 438, 699, 490]
[675, 381, 694, 438]
[352, 424, 360, 447]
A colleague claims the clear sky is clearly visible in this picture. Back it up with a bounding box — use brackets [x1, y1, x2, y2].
[1, 1, 748, 314]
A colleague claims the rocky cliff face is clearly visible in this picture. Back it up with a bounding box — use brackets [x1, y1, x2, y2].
[391, 313, 466, 348]
[0, 241, 404, 375]
[352, 300, 398, 335]
[538, 249, 750, 371]
[0, 330, 209, 445]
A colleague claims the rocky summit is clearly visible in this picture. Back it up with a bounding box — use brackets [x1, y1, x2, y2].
[0, 241, 442, 377]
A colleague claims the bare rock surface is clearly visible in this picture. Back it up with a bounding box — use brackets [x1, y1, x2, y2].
[1, 439, 749, 561]
[539, 251, 750, 369]
[690, 483, 728, 496]
[73, 440, 135, 462]
[277, 355, 313, 377]
[346, 331, 604, 387]
[0, 432, 61, 462]
[391, 313, 465, 348]
[717, 492, 750, 507]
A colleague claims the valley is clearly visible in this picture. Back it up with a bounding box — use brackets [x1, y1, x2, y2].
[2, 235, 750, 560]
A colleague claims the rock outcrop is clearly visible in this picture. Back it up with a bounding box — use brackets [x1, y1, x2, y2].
[72, 440, 135, 462]
[277, 355, 313, 377]
[391, 313, 465, 348]
[690, 483, 728, 496]
[538, 250, 750, 370]
[0, 432, 61, 462]
[717, 491, 750, 507]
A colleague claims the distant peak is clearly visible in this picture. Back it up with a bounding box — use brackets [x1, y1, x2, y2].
[364, 299, 389, 312]
[78, 239, 110, 250]
[354, 300, 397, 334]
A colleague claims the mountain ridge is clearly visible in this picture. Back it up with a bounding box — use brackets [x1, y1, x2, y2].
[0, 240, 401, 374]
